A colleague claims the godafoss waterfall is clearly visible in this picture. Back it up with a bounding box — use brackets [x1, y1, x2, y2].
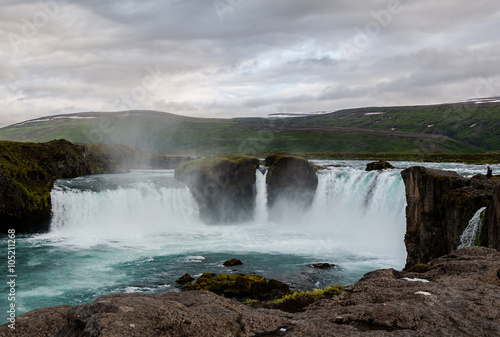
[1, 160, 496, 317]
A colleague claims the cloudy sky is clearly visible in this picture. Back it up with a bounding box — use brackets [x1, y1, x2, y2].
[0, 0, 499, 126]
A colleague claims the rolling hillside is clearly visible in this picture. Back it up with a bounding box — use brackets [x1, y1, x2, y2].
[0, 101, 498, 155]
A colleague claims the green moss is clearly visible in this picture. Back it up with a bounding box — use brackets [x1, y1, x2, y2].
[405, 263, 430, 273]
[270, 285, 343, 304]
[176, 154, 259, 178]
[264, 153, 312, 181]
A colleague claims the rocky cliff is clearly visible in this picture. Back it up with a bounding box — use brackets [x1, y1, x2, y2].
[264, 155, 318, 220]
[0, 140, 94, 232]
[401, 166, 500, 268]
[175, 154, 260, 223]
[0, 140, 189, 233]
[484, 184, 500, 249]
[2, 247, 499, 336]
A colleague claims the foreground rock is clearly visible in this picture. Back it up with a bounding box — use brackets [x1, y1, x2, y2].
[365, 160, 394, 171]
[3, 247, 499, 336]
[175, 154, 260, 223]
[401, 166, 500, 268]
[264, 154, 318, 219]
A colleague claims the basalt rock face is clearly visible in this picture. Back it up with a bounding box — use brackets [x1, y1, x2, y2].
[484, 184, 500, 249]
[0, 140, 93, 233]
[265, 155, 318, 219]
[3, 247, 499, 336]
[175, 154, 260, 223]
[401, 166, 500, 269]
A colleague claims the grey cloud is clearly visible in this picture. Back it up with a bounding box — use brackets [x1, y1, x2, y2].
[1, 0, 499, 124]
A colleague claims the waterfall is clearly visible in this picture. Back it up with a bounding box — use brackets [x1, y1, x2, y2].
[458, 207, 487, 249]
[48, 167, 407, 258]
[305, 167, 407, 256]
[50, 180, 200, 239]
[254, 170, 268, 223]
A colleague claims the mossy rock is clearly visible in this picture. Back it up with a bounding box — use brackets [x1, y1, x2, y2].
[175, 273, 195, 284]
[405, 263, 431, 273]
[188, 273, 290, 301]
[223, 258, 243, 267]
[248, 285, 344, 313]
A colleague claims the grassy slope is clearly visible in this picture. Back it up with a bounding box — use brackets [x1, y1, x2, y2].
[0, 103, 498, 154]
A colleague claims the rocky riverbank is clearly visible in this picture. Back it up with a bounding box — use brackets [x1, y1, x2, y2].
[2, 246, 499, 336]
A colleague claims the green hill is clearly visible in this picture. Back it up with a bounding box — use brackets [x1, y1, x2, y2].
[0, 101, 498, 155]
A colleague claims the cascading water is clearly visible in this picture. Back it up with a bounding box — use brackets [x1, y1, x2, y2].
[4, 163, 413, 317]
[254, 170, 268, 223]
[307, 167, 407, 257]
[458, 207, 487, 249]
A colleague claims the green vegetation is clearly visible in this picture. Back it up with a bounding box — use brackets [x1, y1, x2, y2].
[1, 102, 498, 155]
[270, 285, 343, 304]
[175, 154, 259, 178]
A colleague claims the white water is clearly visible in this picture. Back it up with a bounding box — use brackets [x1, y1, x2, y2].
[7, 164, 412, 316]
[458, 207, 487, 249]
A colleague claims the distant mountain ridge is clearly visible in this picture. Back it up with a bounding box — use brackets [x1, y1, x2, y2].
[0, 100, 499, 154]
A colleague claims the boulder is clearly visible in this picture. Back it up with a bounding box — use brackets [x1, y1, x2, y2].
[175, 273, 195, 284]
[311, 263, 334, 269]
[223, 258, 243, 267]
[187, 273, 291, 301]
[175, 154, 260, 223]
[264, 154, 318, 218]
[401, 166, 500, 268]
[365, 160, 395, 171]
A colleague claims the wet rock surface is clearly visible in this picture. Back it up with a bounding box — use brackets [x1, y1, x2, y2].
[175, 154, 260, 223]
[264, 154, 318, 219]
[3, 247, 499, 337]
[401, 166, 500, 268]
[365, 160, 395, 171]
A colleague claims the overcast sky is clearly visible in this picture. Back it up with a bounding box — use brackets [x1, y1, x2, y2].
[0, 0, 499, 126]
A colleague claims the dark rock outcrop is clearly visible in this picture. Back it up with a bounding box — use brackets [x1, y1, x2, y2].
[312, 263, 334, 269]
[223, 258, 243, 266]
[264, 154, 318, 217]
[0, 140, 94, 233]
[365, 160, 394, 171]
[175, 155, 260, 223]
[401, 166, 500, 268]
[484, 184, 500, 249]
[3, 247, 499, 336]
